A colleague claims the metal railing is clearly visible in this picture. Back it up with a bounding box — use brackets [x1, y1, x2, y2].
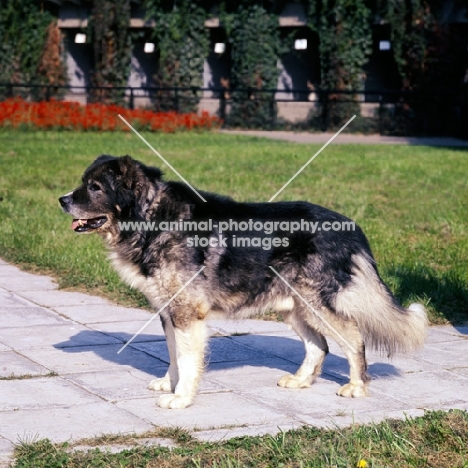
[0, 83, 464, 137]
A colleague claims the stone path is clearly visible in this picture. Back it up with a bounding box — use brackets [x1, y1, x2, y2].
[220, 130, 468, 147]
[1, 259, 467, 466]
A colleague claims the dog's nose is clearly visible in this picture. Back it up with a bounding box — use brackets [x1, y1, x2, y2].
[59, 195, 71, 207]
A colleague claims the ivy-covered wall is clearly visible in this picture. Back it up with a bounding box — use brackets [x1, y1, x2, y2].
[303, 0, 372, 128]
[0, 0, 465, 130]
[220, 1, 284, 127]
[88, 0, 132, 103]
[144, 0, 209, 112]
[0, 0, 67, 98]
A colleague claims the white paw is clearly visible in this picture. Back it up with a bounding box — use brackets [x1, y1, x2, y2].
[157, 394, 193, 409]
[277, 373, 311, 389]
[148, 376, 172, 392]
[336, 382, 367, 398]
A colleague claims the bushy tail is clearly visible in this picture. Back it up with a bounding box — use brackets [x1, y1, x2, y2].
[335, 253, 428, 356]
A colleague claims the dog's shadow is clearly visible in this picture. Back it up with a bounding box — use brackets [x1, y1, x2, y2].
[54, 331, 400, 384]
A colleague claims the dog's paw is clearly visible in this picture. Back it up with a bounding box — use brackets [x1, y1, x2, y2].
[336, 382, 367, 398]
[157, 394, 193, 409]
[277, 373, 311, 389]
[148, 376, 171, 393]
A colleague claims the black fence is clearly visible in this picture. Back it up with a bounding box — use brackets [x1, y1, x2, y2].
[0, 83, 465, 137]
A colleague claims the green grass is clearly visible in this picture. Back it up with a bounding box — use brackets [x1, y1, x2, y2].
[0, 130, 467, 323]
[12, 410, 468, 467]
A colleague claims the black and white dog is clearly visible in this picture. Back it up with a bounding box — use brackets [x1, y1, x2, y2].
[59, 155, 427, 409]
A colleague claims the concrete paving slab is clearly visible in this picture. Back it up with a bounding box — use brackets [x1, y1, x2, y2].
[1, 306, 70, 328]
[438, 401, 468, 412]
[132, 336, 275, 365]
[452, 325, 468, 335]
[194, 422, 302, 442]
[206, 336, 277, 363]
[206, 360, 302, 391]
[71, 437, 177, 453]
[321, 340, 441, 380]
[0, 264, 31, 277]
[410, 341, 468, 368]
[20, 344, 167, 376]
[0, 377, 103, 411]
[116, 392, 298, 431]
[16, 290, 111, 308]
[299, 408, 427, 430]
[0, 343, 11, 352]
[0, 275, 58, 292]
[0, 290, 39, 308]
[448, 367, 468, 378]
[65, 369, 227, 403]
[64, 369, 165, 402]
[364, 352, 440, 377]
[0, 403, 153, 444]
[87, 320, 166, 343]
[0, 324, 121, 350]
[0, 438, 14, 468]
[1, 258, 468, 463]
[52, 304, 155, 324]
[89, 320, 272, 344]
[228, 333, 304, 361]
[426, 325, 468, 343]
[207, 319, 293, 336]
[238, 376, 412, 423]
[370, 370, 468, 408]
[0, 351, 50, 378]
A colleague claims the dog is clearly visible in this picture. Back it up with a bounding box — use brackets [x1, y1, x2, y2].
[59, 154, 427, 409]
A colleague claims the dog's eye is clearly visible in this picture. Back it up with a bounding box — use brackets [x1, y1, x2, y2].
[89, 183, 101, 192]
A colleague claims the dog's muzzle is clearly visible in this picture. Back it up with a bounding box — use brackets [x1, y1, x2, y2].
[59, 195, 71, 211]
[59, 194, 108, 233]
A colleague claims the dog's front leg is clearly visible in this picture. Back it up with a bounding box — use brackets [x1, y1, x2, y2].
[148, 315, 179, 393]
[157, 317, 206, 409]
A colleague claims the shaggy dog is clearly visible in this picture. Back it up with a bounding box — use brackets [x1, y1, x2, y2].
[59, 155, 427, 409]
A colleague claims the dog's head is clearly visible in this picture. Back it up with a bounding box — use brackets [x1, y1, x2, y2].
[59, 155, 162, 234]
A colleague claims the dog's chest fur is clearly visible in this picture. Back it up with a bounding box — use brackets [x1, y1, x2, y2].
[108, 249, 181, 310]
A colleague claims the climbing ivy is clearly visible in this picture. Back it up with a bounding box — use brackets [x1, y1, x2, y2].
[144, 0, 209, 113]
[220, 1, 283, 127]
[304, 0, 372, 128]
[88, 0, 132, 104]
[381, 0, 433, 88]
[377, 0, 462, 134]
[0, 0, 66, 99]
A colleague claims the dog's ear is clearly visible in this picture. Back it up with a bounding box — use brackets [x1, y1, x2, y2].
[141, 164, 163, 182]
[94, 154, 117, 165]
[113, 156, 160, 219]
[114, 155, 136, 185]
[83, 154, 118, 181]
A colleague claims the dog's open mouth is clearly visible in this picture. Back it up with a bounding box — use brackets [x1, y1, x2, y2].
[71, 217, 108, 233]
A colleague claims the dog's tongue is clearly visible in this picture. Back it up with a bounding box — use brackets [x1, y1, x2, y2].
[71, 219, 83, 230]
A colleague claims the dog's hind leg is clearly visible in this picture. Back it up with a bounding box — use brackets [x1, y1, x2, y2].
[323, 316, 370, 398]
[157, 317, 207, 409]
[277, 310, 328, 389]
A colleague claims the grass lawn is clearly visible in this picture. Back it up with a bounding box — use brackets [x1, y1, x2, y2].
[13, 410, 468, 467]
[1, 130, 468, 467]
[0, 130, 466, 324]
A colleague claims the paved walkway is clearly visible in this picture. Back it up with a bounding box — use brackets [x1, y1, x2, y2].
[220, 130, 468, 147]
[1, 259, 468, 466]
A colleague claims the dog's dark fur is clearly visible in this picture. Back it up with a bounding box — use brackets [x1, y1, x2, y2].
[60, 155, 427, 409]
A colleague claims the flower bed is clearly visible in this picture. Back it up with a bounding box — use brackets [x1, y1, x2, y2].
[0, 98, 221, 132]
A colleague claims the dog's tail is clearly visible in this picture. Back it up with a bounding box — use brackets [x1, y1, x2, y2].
[334, 253, 428, 356]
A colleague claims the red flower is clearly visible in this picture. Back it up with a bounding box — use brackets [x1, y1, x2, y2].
[0, 98, 221, 132]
